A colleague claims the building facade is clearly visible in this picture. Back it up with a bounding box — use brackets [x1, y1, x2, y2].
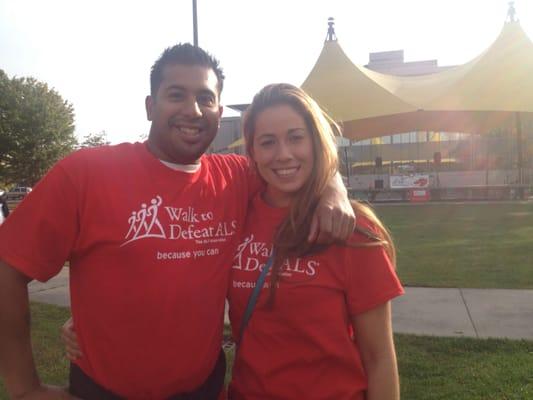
[211, 51, 532, 201]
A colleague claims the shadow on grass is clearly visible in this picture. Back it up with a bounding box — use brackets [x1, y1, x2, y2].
[1, 305, 531, 400]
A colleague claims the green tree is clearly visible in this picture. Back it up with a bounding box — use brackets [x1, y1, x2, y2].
[79, 130, 110, 148]
[0, 70, 17, 177]
[0, 70, 77, 186]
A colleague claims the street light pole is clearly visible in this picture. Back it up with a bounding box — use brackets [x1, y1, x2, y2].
[192, 0, 198, 46]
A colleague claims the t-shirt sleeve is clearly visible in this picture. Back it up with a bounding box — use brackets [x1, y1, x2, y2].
[224, 154, 264, 201]
[0, 162, 79, 282]
[343, 233, 404, 315]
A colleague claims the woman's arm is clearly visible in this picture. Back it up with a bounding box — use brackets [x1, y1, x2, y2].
[60, 317, 83, 360]
[351, 301, 400, 400]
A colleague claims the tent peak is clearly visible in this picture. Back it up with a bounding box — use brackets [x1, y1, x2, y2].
[507, 1, 518, 23]
[325, 17, 337, 42]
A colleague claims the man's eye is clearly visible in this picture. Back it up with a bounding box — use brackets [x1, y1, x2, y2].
[198, 94, 215, 106]
[169, 92, 184, 100]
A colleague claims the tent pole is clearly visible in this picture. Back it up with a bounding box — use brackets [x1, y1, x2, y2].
[515, 112, 524, 199]
[470, 133, 475, 171]
[485, 134, 490, 199]
[343, 146, 350, 187]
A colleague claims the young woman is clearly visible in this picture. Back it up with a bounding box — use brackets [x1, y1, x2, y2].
[228, 83, 403, 400]
[63, 83, 403, 400]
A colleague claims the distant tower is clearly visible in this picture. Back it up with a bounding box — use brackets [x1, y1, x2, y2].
[325, 17, 337, 42]
[507, 1, 517, 22]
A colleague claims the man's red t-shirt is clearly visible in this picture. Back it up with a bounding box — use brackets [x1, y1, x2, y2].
[0, 142, 254, 399]
[228, 194, 404, 400]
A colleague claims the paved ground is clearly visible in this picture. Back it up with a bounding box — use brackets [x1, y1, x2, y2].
[29, 267, 533, 340]
[28, 267, 70, 306]
[393, 287, 533, 340]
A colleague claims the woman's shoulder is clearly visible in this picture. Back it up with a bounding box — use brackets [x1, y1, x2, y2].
[317, 215, 390, 270]
[350, 214, 384, 244]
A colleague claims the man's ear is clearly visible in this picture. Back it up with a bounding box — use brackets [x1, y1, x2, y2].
[216, 105, 223, 129]
[145, 95, 153, 121]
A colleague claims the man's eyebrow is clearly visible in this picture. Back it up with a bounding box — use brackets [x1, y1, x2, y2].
[164, 85, 216, 97]
[164, 85, 185, 92]
[197, 88, 217, 97]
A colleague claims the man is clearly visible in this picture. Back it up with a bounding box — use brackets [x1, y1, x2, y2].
[0, 190, 8, 225]
[0, 44, 354, 399]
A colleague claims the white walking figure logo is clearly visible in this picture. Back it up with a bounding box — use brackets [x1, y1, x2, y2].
[122, 196, 166, 246]
[232, 235, 254, 267]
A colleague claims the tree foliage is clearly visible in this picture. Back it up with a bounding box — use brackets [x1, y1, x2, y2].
[79, 131, 110, 148]
[0, 70, 77, 186]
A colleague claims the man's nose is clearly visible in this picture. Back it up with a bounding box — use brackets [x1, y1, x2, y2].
[182, 98, 202, 117]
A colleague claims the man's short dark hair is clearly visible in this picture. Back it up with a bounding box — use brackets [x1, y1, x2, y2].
[150, 43, 225, 97]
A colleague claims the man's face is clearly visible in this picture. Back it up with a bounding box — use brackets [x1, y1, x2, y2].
[146, 64, 223, 164]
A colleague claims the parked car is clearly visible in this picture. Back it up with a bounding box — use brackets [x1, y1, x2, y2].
[6, 186, 32, 201]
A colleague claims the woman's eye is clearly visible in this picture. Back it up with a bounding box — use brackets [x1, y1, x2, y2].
[259, 140, 275, 147]
[289, 135, 304, 142]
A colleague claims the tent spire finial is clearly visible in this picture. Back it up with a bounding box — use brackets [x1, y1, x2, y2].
[325, 17, 337, 42]
[507, 1, 517, 22]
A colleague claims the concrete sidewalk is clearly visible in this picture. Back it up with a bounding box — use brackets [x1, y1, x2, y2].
[393, 287, 533, 340]
[28, 267, 70, 306]
[29, 268, 533, 340]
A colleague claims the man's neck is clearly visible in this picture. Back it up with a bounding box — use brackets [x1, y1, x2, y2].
[145, 137, 201, 171]
[159, 159, 201, 173]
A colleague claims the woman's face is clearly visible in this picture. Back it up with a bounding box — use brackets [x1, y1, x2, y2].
[252, 104, 314, 207]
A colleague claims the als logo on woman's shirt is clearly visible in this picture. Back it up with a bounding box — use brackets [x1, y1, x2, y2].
[232, 234, 319, 281]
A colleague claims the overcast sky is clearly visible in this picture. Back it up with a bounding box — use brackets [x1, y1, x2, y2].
[1, 0, 532, 144]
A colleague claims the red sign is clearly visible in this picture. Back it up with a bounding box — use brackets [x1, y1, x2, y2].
[408, 189, 431, 202]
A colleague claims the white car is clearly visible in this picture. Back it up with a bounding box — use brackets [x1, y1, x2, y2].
[6, 186, 32, 201]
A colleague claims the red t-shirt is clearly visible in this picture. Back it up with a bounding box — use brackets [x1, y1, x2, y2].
[228, 194, 404, 400]
[0, 142, 256, 399]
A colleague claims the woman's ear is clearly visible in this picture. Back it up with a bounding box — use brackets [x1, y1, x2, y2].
[247, 143, 259, 172]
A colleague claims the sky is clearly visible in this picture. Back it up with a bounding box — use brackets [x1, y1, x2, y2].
[1, 0, 532, 144]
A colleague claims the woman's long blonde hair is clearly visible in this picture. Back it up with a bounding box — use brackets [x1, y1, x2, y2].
[243, 84, 395, 302]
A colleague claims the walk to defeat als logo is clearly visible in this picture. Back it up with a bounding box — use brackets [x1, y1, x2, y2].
[122, 195, 238, 247]
[232, 235, 319, 278]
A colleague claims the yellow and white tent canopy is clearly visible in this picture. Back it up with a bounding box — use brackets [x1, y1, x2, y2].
[302, 21, 533, 140]
[301, 39, 417, 122]
[227, 137, 244, 149]
[385, 21, 533, 113]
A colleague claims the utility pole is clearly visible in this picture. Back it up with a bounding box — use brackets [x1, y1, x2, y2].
[193, 0, 198, 46]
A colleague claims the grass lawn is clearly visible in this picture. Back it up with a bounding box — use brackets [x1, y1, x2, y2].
[0, 303, 70, 400]
[1, 303, 532, 400]
[373, 202, 533, 289]
[395, 334, 533, 399]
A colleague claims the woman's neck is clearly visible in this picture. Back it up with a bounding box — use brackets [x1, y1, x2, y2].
[262, 186, 293, 208]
